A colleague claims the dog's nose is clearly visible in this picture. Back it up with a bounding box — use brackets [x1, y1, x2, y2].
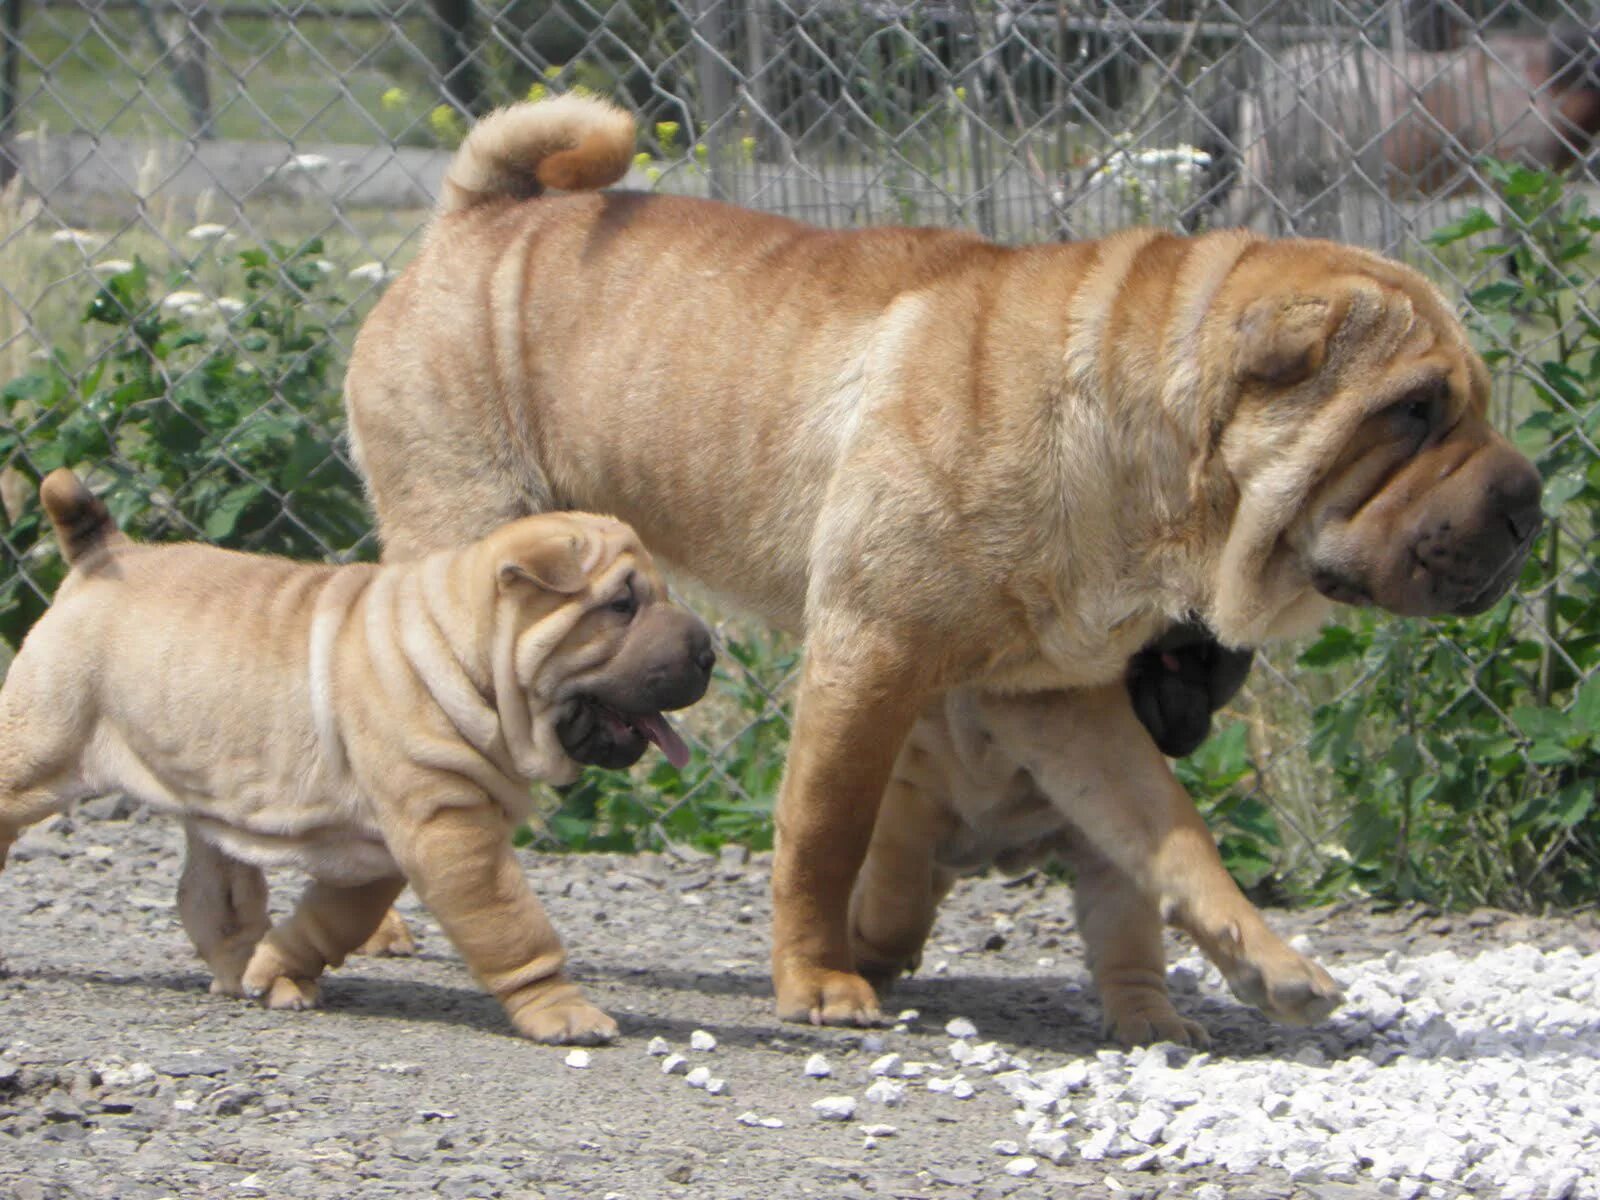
[1496, 465, 1544, 546]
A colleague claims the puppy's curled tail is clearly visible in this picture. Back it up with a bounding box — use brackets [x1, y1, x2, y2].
[439, 94, 637, 216]
[40, 469, 125, 565]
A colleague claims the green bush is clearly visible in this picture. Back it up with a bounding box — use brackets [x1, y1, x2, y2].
[0, 240, 372, 647]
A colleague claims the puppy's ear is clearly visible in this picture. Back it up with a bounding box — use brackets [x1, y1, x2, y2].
[1235, 295, 1334, 387]
[498, 532, 594, 594]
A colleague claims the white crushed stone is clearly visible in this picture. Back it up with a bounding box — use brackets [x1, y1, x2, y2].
[736, 1111, 782, 1128]
[685, 1066, 712, 1088]
[862, 1123, 898, 1138]
[962, 945, 1600, 1199]
[991, 1139, 1021, 1156]
[705, 1078, 728, 1096]
[659, 1054, 689, 1076]
[689, 1030, 717, 1052]
[897, 1009, 920, 1022]
[864, 1078, 907, 1106]
[945, 1017, 978, 1039]
[1004, 1157, 1038, 1178]
[563, 1050, 591, 1070]
[646, 1037, 671, 1057]
[812, 1095, 857, 1121]
[869, 1052, 904, 1077]
[803, 1053, 832, 1078]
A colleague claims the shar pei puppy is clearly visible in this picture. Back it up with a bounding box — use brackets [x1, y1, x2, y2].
[338, 96, 1541, 1042]
[0, 469, 713, 1043]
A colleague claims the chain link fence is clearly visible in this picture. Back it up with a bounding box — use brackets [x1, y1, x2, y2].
[0, 0, 1596, 897]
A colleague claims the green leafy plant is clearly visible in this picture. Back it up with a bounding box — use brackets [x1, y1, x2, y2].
[0, 241, 372, 648]
[1295, 161, 1600, 907]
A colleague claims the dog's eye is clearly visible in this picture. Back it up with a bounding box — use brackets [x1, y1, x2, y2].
[1390, 380, 1446, 438]
[608, 580, 637, 616]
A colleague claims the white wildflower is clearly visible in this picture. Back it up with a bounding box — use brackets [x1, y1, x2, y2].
[347, 261, 394, 286]
[50, 229, 100, 250]
[161, 290, 208, 312]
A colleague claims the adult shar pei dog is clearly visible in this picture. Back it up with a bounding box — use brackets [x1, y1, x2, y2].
[0, 469, 712, 1043]
[343, 95, 1542, 1041]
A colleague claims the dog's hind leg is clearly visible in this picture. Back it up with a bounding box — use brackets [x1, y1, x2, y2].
[176, 822, 270, 997]
[239, 874, 408, 1011]
[1066, 839, 1209, 1048]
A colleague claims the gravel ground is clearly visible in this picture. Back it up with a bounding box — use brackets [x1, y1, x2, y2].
[3, 804, 1599, 1200]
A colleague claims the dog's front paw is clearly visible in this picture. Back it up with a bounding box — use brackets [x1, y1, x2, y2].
[774, 963, 883, 1027]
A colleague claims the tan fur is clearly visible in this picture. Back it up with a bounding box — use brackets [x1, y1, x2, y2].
[0, 471, 710, 1044]
[439, 94, 636, 216]
[343, 96, 1540, 1036]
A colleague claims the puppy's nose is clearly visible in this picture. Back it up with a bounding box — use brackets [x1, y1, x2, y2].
[690, 627, 716, 677]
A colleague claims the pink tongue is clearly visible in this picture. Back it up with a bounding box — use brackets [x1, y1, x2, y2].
[635, 712, 691, 768]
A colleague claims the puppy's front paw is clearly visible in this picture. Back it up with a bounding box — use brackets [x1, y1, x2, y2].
[774, 963, 883, 1027]
[510, 998, 619, 1045]
[1192, 920, 1343, 1026]
[1225, 947, 1343, 1026]
[240, 942, 323, 1011]
[356, 907, 417, 957]
[1103, 999, 1211, 1049]
[261, 976, 323, 1011]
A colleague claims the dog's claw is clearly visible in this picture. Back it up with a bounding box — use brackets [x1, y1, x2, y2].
[776, 966, 883, 1027]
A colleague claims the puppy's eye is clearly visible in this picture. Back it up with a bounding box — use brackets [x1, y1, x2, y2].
[608, 580, 637, 617]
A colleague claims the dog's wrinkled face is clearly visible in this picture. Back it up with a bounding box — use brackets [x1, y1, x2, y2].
[1209, 243, 1543, 641]
[490, 513, 715, 776]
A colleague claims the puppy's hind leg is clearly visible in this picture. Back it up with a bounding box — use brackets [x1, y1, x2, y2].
[849, 772, 957, 992]
[176, 822, 270, 997]
[240, 874, 408, 1011]
[0, 677, 89, 873]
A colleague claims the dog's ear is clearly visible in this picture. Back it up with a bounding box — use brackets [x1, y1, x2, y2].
[498, 531, 594, 594]
[1235, 295, 1334, 387]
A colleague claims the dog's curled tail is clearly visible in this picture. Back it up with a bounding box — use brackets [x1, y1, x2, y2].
[439, 94, 637, 216]
[40, 469, 124, 565]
